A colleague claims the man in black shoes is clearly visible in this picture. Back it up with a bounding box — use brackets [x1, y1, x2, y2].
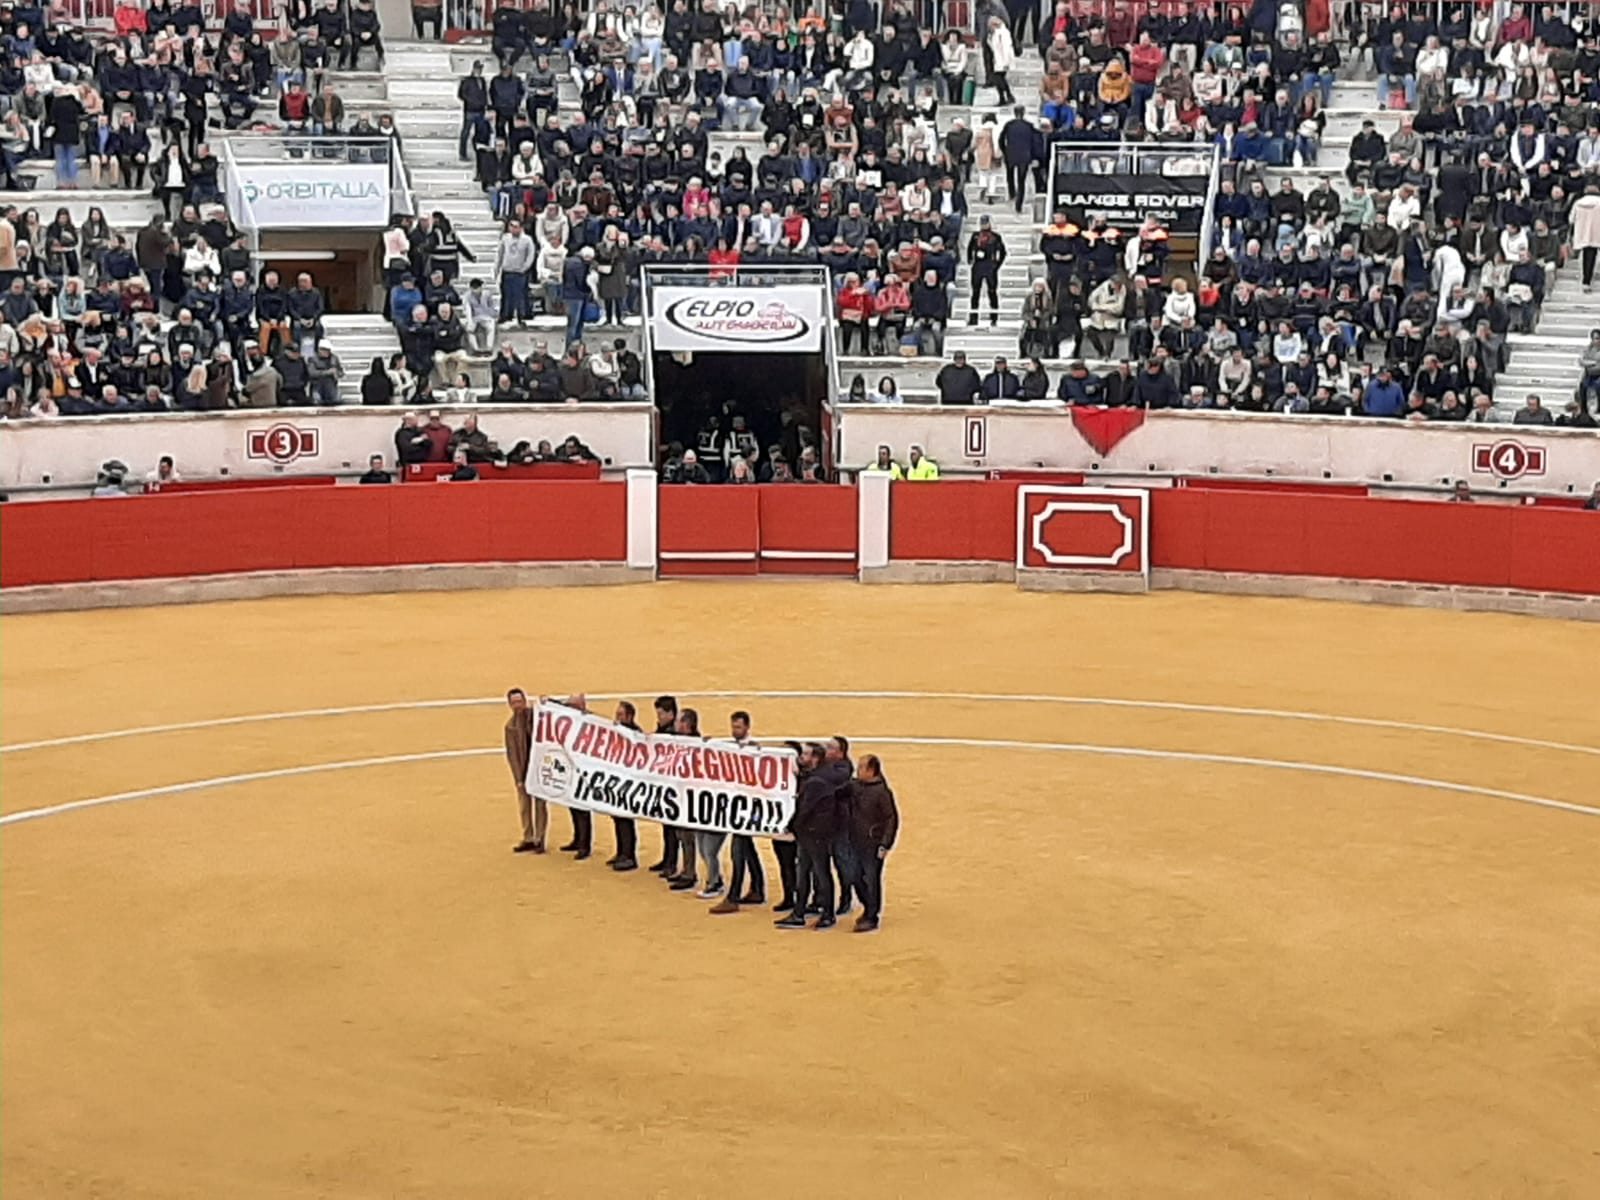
[504, 687, 545, 853]
[847, 755, 899, 933]
[607, 700, 641, 871]
[825, 736, 858, 919]
[647, 695, 681, 875]
[966, 216, 1007, 327]
[769, 741, 804, 916]
[555, 694, 593, 859]
[777, 742, 852, 930]
[710, 710, 766, 914]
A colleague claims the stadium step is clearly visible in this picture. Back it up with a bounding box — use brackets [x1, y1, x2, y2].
[0, 185, 162, 228]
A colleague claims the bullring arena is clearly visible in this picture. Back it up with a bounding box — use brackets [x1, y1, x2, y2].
[3, 484, 1599, 1196]
[5, 0, 1600, 1187]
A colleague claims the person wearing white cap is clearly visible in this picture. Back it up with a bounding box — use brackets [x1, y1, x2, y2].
[561, 245, 596, 349]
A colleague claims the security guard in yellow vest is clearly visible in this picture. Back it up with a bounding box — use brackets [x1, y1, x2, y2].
[906, 445, 940, 480]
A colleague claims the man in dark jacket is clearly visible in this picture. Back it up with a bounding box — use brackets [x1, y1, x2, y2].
[607, 700, 641, 871]
[1133, 358, 1180, 408]
[935, 350, 982, 405]
[1000, 106, 1035, 213]
[824, 736, 858, 918]
[846, 755, 899, 932]
[776, 742, 848, 930]
[647, 696, 683, 875]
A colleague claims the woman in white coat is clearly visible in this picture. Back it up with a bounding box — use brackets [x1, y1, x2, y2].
[986, 17, 1016, 105]
[1431, 240, 1465, 315]
[1572, 182, 1600, 293]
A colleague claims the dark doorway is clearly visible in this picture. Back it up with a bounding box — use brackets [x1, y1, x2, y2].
[651, 350, 830, 480]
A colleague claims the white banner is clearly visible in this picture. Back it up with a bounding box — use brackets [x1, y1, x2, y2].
[651, 285, 826, 353]
[527, 701, 797, 837]
[235, 163, 390, 228]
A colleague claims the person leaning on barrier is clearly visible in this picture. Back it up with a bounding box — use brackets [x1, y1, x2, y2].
[905, 445, 939, 480]
[931, 350, 979, 407]
[863, 445, 904, 479]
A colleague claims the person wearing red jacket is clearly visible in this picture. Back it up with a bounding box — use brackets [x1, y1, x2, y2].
[836, 273, 873, 355]
[1129, 33, 1165, 122]
[873, 277, 911, 354]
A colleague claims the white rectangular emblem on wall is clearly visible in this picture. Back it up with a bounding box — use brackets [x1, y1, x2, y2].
[964, 415, 987, 458]
[650, 286, 826, 353]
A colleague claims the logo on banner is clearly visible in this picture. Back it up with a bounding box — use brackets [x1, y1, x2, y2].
[536, 748, 576, 798]
[662, 296, 812, 345]
[241, 179, 383, 205]
[1471, 439, 1547, 480]
[1016, 486, 1150, 575]
[247, 424, 320, 464]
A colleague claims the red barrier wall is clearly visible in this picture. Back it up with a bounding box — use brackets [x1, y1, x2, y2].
[0, 482, 628, 588]
[658, 486, 859, 577]
[758, 487, 857, 576]
[1145, 490, 1600, 592]
[658, 486, 760, 577]
[891, 480, 1018, 562]
[888, 482, 1600, 595]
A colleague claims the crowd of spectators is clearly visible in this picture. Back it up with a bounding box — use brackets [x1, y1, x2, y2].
[448, 0, 1600, 421]
[0, 0, 411, 416]
[391, 406, 600, 466]
[457, 0, 988, 350]
[658, 394, 828, 481]
[0, 196, 364, 416]
[845, 0, 1600, 421]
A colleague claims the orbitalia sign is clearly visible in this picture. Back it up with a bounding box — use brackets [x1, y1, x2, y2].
[651, 285, 826, 353]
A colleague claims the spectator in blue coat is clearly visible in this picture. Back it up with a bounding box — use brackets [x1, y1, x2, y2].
[561, 246, 594, 349]
[1362, 368, 1407, 417]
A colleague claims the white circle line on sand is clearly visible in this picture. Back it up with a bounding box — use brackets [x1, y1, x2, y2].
[2, 736, 1596, 829]
[2, 690, 1596, 758]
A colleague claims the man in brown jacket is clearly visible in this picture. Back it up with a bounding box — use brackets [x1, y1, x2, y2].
[505, 688, 545, 853]
[847, 755, 899, 933]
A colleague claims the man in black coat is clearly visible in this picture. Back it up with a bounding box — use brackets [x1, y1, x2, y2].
[846, 755, 899, 933]
[935, 350, 983, 405]
[607, 701, 641, 871]
[1000, 106, 1035, 213]
[776, 743, 849, 930]
[647, 695, 682, 875]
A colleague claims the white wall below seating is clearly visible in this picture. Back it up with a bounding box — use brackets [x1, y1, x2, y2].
[0, 405, 655, 491]
[837, 406, 1600, 494]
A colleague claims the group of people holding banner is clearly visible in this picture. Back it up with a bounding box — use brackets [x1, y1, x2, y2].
[504, 691, 900, 933]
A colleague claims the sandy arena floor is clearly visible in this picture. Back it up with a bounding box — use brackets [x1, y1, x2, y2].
[2, 582, 1597, 1199]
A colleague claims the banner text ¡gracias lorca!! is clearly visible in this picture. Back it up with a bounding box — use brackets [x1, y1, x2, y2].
[534, 705, 798, 836]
